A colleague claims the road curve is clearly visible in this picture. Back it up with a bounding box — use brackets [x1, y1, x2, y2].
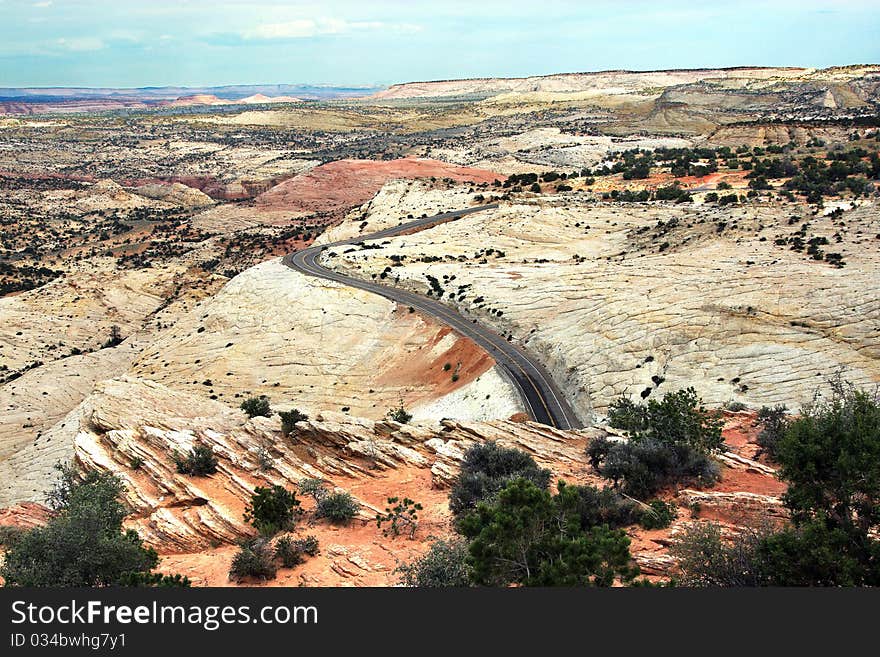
[281, 204, 582, 430]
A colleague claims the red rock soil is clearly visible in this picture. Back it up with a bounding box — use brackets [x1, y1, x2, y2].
[628, 411, 787, 579]
[377, 320, 496, 401]
[157, 412, 789, 586]
[589, 169, 749, 193]
[0, 412, 788, 586]
[160, 467, 456, 587]
[254, 158, 502, 215]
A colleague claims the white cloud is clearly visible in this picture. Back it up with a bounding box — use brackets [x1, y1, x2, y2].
[32, 1, 53, 7]
[241, 17, 421, 40]
[56, 37, 104, 52]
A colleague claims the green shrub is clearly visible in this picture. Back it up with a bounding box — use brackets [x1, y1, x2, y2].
[274, 536, 303, 567]
[0, 469, 183, 587]
[754, 404, 789, 459]
[670, 522, 768, 586]
[376, 497, 423, 538]
[569, 485, 642, 529]
[117, 572, 191, 587]
[396, 538, 471, 587]
[244, 485, 301, 536]
[779, 381, 879, 531]
[672, 380, 880, 587]
[387, 403, 413, 424]
[607, 387, 724, 453]
[593, 388, 723, 497]
[605, 397, 647, 434]
[588, 435, 719, 498]
[758, 521, 880, 586]
[173, 444, 218, 476]
[241, 396, 272, 418]
[459, 479, 638, 586]
[102, 325, 123, 349]
[765, 380, 880, 585]
[297, 477, 328, 503]
[279, 408, 308, 436]
[316, 491, 361, 524]
[45, 461, 80, 511]
[449, 442, 551, 517]
[273, 535, 320, 569]
[639, 499, 678, 530]
[0, 525, 26, 547]
[293, 535, 320, 557]
[229, 539, 276, 582]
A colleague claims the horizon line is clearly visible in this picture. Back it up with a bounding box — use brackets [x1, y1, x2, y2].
[6, 62, 879, 92]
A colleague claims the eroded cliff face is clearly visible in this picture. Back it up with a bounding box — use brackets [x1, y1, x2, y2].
[64, 376, 582, 553]
[0, 375, 786, 586]
[1, 375, 594, 585]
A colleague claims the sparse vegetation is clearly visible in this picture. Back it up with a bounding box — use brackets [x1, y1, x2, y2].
[241, 395, 273, 418]
[117, 572, 191, 587]
[589, 388, 723, 497]
[297, 477, 329, 503]
[671, 522, 770, 586]
[244, 485, 301, 536]
[279, 408, 309, 436]
[459, 479, 638, 586]
[376, 497, 423, 538]
[449, 442, 551, 517]
[315, 491, 361, 525]
[396, 538, 471, 587]
[173, 444, 219, 476]
[274, 535, 320, 567]
[754, 404, 790, 460]
[672, 379, 880, 586]
[229, 538, 277, 582]
[4, 66, 880, 593]
[639, 499, 678, 530]
[102, 325, 124, 349]
[386, 402, 413, 424]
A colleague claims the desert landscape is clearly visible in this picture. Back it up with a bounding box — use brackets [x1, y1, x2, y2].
[1, 63, 878, 588]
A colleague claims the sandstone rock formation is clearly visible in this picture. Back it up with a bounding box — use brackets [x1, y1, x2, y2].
[325, 193, 880, 421]
[133, 182, 216, 209]
[254, 158, 501, 216]
[34, 376, 594, 584]
[0, 374, 789, 585]
[128, 258, 523, 423]
[372, 68, 816, 100]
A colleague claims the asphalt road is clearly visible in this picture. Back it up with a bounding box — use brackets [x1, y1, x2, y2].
[281, 204, 582, 430]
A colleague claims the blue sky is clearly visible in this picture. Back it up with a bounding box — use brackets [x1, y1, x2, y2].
[1, 0, 878, 88]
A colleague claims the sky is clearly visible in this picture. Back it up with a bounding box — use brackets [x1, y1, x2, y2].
[0, 0, 878, 88]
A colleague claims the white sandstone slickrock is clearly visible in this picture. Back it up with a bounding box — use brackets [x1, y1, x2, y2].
[128, 257, 523, 421]
[324, 191, 880, 421]
[37, 376, 597, 552]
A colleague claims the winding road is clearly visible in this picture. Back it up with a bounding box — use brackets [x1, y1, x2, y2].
[281, 204, 582, 430]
